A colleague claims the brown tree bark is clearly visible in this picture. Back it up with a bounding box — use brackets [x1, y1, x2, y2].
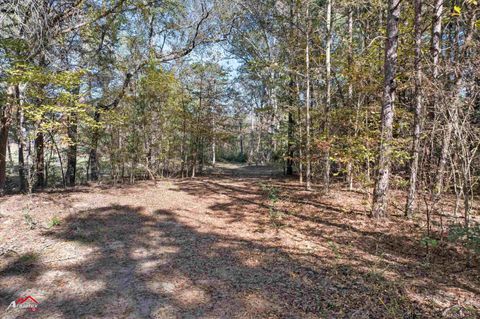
[372, 0, 401, 218]
[305, 1, 312, 191]
[428, 0, 444, 199]
[405, 0, 423, 218]
[66, 112, 78, 186]
[346, 7, 354, 190]
[35, 132, 45, 188]
[323, 0, 332, 192]
[0, 101, 11, 194]
[15, 85, 27, 192]
[0, 86, 16, 194]
[88, 111, 101, 181]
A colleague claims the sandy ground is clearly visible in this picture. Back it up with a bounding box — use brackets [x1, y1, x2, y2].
[0, 164, 479, 318]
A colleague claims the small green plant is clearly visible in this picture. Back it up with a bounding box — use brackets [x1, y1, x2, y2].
[48, 216, 61, 227]
[420, 236, 439, 249]
[23, 212, 37, 230]
[261, 183, 283, 227]
[448, 223, 480, 254]
[420, 235, 439, 263]
[328, 240, 341, 259]
[19, 252, 38, 264]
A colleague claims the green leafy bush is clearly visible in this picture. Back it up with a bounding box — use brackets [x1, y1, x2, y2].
[448, 223, 480, 254]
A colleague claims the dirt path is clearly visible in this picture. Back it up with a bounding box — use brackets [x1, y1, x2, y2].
[0, 164, 479, 318]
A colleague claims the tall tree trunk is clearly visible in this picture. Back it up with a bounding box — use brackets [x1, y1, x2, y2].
[287, 109, 294, 175]
[66, 87, 81, 187]
[66, 112, 78, 186]
[248, 114, 255, 164]
[405, 0, 423, 218]
[305, 2, 312, 191]
[211, 107, 216, 167]
[324, 0, 332, 192]
[0, 87, 13, 194]
[180, 96, 187, 177]
[346, 7, 354, 190]
[372, 0, 401, 218]
[427, 0, 444, 186]
[15, 85, 27, 192]
[239, 119, 244, 157]
[89, 111, 101, 181]
[296, 81, 303, 184]
[35, 132, 45, 188]
[286, 0, 295, 176]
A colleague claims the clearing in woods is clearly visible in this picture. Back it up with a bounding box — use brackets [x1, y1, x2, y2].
[0, 164, 479, 318]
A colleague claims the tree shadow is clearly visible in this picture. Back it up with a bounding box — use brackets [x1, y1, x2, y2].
[170, 173, 480, 316]
[1, 163, 479, 318]
[0, 252, 42, 281]
[1, 204, 433, 318]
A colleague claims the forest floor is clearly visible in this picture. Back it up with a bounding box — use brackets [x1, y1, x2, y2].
[0, 163, 479, 318]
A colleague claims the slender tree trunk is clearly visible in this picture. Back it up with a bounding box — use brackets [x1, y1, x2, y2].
[429, 0, 444, 194]
[287, 109, 294, 175]
[405, 0, 423, 218]
[15, 85, 27, 192]
[35, 132, 45, 188]
[433, 3, 457, 202]
[323, 0, 332, 192]
[431, 0, 443, 88]
[66, 87, 80, 186]
[191, 144, 197, 178]
[89, 111, 101, 181]
[249, 113, 255, 164]
[7, 143, 12, 167]
[239, 120, 244, 157]
[0, 89, 12, 194]
[211, 109, 216, 167]
[346, 7, 354, 190]
[372, 0, 401, 218]
[212, 140, 216, 167]
[66, 112, 78, 186]
[296, 81, 303, 184]
[18, 117, 26, 192]
[180, 98, 187, 177]
[286, 0, 295, 176]
[305, 3, 312, 191]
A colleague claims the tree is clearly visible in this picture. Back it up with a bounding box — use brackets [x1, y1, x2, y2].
[372, 0, 401, 218]
[405, 0, 423, 218]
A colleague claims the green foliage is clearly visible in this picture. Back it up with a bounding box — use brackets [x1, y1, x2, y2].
[420, 236, 439, 249]
[260, 183, 283, 227]
[48, 216, 61, 228]
[448, 223, 480, 254]
[220, 152, 248, 163]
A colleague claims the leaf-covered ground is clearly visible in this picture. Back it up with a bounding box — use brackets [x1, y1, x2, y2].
[0, 164, 479, 318]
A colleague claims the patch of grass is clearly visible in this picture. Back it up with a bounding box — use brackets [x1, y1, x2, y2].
[2, 252, 40, 275]
[48, 216, 61, 228]
[364, 272, 413, 318]
[18, 252, 39, 264]
[328, 240, 341, 259]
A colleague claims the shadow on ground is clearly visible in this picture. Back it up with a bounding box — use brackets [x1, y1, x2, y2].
[0, 165, 478, 318]
[2, 204, 426, 318]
